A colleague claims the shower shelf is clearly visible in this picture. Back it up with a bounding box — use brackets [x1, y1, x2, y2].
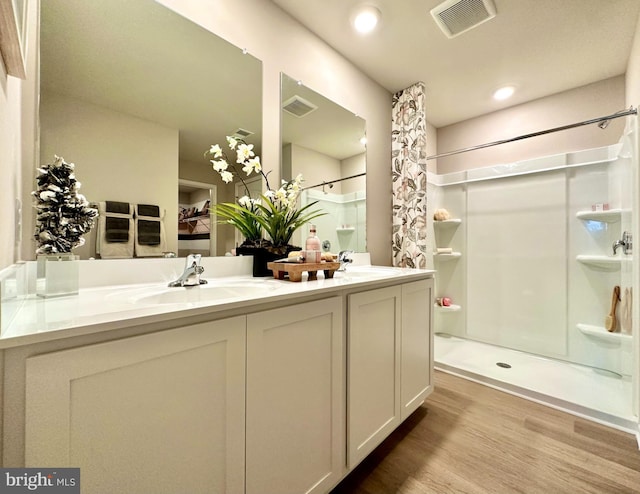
[434, 304, 462, 313]
[576, 209, 627, 223]
[576, 255, 631, 270]
[433, 219, 462, 228]
[433, 252, 462, 261]
[576, 323, 632, 343]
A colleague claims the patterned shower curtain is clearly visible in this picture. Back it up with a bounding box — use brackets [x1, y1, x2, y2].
[391, 82, 427, 268]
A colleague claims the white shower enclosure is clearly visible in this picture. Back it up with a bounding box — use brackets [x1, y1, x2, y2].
[431, 136, 635, 380]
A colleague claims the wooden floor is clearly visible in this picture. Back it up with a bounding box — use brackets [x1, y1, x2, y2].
[331, 371, 640, 494]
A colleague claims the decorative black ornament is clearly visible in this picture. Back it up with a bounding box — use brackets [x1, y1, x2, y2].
[32, 156, 98, 254]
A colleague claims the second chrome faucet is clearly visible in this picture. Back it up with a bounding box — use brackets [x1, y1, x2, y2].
[613, 231, 632, 255]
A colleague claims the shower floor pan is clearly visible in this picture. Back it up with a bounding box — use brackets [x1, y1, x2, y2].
[434, 333, 635, 433]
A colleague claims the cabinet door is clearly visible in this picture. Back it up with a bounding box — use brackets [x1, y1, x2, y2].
[401, 279, 434, 420]
[25, 317, 246, 494]
[246, 297, 344, 494]
[347, 286, 401, 468]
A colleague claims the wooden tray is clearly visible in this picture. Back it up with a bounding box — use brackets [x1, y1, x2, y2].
[267, 261, 341, 282]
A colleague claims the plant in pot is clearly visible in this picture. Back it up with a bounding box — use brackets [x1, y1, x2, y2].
[205, 137, 325, 276]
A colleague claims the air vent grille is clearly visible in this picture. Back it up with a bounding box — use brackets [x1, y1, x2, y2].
[282, 95, 318, 118]
[431, 0, 496, 38]
[231, 128, 254, 139]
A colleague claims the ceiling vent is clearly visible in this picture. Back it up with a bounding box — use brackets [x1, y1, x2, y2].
[230, 128, 254, 139]
[431, 0, 496, 38]
[282, 95, 318, 118]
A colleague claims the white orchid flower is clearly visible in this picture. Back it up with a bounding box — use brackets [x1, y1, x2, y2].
[209, 144, 223, 158]
[236, 143, 255, 163]
[248, 156, 261, 173]
[238, 196, 251, 207]
[226, 136, 238, 149]
[242, 162, 254, 175]
[220, 171, 234, 183]
[275, 188, 288, 204]
[211, 159, 229, 172]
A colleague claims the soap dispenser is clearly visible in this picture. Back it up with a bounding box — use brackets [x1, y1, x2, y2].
[305, 224, 321, 261]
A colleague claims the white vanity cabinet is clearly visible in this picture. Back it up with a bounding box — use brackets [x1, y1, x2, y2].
[400, 279, 434, 420]
[347, 279, 434, 467]
[245, 297, 344, 494]
[24, 317, 247, 494]
[6, 270, 435, 494]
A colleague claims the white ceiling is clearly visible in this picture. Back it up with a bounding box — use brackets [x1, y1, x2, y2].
[271, 0, 640, 128]
[41, 0, 263, 165]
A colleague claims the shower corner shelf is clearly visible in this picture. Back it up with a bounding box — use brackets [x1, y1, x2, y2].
[575, 209, 626, 223]
[576, 254, 631, 269]
[433, 252, 462, 261]
[434, 218, 462, 228]
[576, 323, 632, 343]
[434, 303, 462, 313]
[336, 227, 355, 232]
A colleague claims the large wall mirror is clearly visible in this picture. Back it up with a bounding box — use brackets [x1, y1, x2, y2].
[39, 0, 262, 259]
[280, 73, 367, 253]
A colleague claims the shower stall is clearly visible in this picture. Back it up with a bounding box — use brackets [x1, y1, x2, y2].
[429, 112, 638, 432]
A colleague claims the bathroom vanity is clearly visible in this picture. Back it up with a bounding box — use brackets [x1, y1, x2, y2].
[0, 259, 434, 494]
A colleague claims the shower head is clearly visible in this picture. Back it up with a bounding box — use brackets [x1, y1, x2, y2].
[598, 119, 610, 129]
[321, 182, 334, 194]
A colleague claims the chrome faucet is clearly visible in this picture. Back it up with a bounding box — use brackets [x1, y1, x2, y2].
[338, 250, 353, 271]
[613, 231, 632, 255]
[168, 254, 208, 287]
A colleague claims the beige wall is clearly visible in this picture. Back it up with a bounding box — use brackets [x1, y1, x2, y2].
[341, 153, 366, 194]
[627, 13, 640, 110]
[437, 76, 626, 174]
[290, 144, 342, 194]
[156, 0, 393, 265]
[40, 92, 179, 258]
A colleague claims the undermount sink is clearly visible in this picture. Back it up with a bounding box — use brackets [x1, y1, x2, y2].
[336, 267, 403, 279]
[109, 280, 278, 306]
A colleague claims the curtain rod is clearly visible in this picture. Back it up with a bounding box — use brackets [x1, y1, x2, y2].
[426, 107, 637, 161]
[304, 172, 366, 190]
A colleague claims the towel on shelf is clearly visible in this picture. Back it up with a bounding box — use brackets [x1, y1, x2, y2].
[95, 201, 134, 259]
[134, 203, 166, 257]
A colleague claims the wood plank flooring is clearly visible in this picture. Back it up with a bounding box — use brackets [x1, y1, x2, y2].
[331, 371, 640, 494]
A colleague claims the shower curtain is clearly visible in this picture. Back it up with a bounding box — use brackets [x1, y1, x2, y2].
[391, 82, 428, 268]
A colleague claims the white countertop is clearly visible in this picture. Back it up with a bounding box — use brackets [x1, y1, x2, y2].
[0, 266, 434, 349]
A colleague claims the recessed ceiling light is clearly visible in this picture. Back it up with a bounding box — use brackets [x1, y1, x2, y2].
[352, 5, 381, 34]
[493, 86, 515, 101]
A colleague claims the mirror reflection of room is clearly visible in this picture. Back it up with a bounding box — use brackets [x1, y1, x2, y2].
[280, 73, 367, 252]
[38, 0, 262, 259]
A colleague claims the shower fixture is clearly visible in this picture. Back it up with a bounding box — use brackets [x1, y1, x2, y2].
[321, 182, 334, 194]
[598, 119, 610, 129]
[612, 231, 632, 255]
